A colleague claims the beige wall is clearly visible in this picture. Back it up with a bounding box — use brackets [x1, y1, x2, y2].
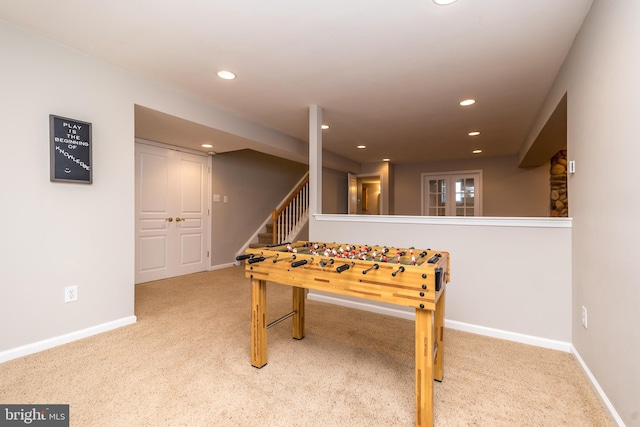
[322, 168, 348, 214]
[210, 150, 308, 266]
[322, 156, 548, 218]
[525, 1, 639, 424]
[309, 215, 572, 345]
[0, 22, 139, 353]
[209, 152, 353, 266]
[394, 155, 549, 217]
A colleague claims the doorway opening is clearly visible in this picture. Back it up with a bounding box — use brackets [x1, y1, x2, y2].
[348, 174, 382, 215]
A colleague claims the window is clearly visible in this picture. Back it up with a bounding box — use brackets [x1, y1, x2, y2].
[422, 171, 482, 216]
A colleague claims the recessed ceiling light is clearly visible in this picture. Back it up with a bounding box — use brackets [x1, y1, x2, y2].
[201, 144, 213, 148]
[217, 70, 236, 80]
[356, 145, 366, 149]
[472, 149, 483, 154]
[321, 124, 329, 130]
[468, 131, 480, 136]
[433, 0, 458, 5]
[383, 158, 390, 162]
[460, 99, 476, 106]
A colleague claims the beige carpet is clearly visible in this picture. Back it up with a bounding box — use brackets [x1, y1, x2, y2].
[0, 267, 614, 426]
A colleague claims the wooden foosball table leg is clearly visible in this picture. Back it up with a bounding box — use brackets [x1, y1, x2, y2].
[434, 289, 446, 382]
[415, 308, 434, 427]
[292, 287, 306, 340]
[251, 278, 267, 368]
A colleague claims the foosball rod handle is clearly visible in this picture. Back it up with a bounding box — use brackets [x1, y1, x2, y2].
[235, 254, 253, 261]
[320, 259, 335, 268]
[336, 263, 352, 273]
[392, 266, 405, 277]
[427, 253, 442, 264]
[362, 263, 379, 274]
[266, 242, 290, 247]
[291, 259, 309, 268]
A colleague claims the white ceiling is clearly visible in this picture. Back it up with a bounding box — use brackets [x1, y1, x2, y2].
[0, 0, 592, 165]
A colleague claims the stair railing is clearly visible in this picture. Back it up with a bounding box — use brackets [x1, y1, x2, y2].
[272, 174, 310, 244]
[235, 172, 310, 263]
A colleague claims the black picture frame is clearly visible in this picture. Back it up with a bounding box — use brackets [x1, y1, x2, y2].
[49, 115, 92, 183]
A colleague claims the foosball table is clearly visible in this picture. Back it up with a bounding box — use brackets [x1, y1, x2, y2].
[237, 241, 450, 427]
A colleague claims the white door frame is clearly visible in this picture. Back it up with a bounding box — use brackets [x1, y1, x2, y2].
[347, 173, 357, 214]
[347, 173, 383, 214]
[135, 139, 211, 283]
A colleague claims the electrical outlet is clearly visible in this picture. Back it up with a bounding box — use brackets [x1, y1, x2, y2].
[581, 305, 588, 328]
[64, 285, 78, 303]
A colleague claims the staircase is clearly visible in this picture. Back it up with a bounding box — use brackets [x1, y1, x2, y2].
[240, 173, 310, 255]
[250, 223, 275, 248]
[271, 174, 309, 245]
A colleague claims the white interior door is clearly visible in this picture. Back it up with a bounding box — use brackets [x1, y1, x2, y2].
[422, 171, 482, 216]
[135, 143, 209, 284]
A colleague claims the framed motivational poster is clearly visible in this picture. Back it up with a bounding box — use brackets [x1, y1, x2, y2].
[50, 115, 92, 183]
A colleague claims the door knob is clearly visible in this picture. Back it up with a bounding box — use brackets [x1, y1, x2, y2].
[166, 217, 174, 222]
[176, 217, 183, 222]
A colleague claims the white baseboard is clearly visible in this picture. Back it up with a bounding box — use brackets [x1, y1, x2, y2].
[571, 345, 625, 427]
[445, 319, 572, 352]
[0, 315, 137, 364]
[308, 291, 571, 352]
[308, 292, 416, 321]
[209, 262, 238, 271]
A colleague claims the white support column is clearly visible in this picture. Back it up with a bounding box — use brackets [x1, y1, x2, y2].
[309, 105, 322, 215]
